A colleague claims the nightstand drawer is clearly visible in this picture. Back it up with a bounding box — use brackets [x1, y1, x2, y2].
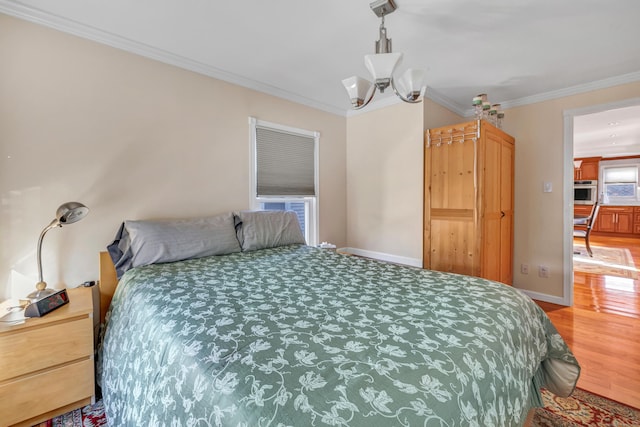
[0, 357, 94, 426]
[0, 316, 93, 381]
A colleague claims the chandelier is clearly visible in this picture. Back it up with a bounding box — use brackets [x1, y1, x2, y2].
[342, 0, 426, 109]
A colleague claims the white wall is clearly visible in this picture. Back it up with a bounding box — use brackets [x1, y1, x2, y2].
[0, 14, 347, 299]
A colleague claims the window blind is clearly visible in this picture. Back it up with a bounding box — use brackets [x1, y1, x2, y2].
[256, 126, 316, 196]
[603, 166, 638, 183]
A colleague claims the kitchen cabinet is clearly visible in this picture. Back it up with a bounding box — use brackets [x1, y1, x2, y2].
[574, 205, 593, 218]
[635, 207, 640, 234]
[597, 206, 634, 234]
[424, 120, 514, 285]
[574, 157, 600, 181]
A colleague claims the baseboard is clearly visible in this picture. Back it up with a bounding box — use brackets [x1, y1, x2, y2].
[338, 247, 423, 268]
[519, 289, 569, 306]
[337, 249, 568, 305]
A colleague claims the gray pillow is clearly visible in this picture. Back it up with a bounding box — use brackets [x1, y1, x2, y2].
[234, 210, 306, 251]
[107, 212, 240, 278]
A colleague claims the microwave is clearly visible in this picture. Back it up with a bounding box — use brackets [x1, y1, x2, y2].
[574, 180, 598, 205]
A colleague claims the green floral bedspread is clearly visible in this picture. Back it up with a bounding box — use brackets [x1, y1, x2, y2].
[99, 245, 579, 426]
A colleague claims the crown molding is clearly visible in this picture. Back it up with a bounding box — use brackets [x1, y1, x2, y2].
[563, 96, 640, 118]
[457, 72, 640, 117]
[3, 2, 639, 119]
[0, 2, 348, 117]
[0, 2, 472, 119]
[499, 71, 640, 110]
[425, 87, 468, 117]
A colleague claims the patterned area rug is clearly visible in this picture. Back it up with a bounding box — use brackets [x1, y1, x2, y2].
[36, 389, 640, 426]
[573, 243, 639, 279]
[533, 388, 640, 426]
[33, 400, 106, 427]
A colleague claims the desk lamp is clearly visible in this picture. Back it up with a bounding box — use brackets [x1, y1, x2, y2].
[28, 201, 89, 301]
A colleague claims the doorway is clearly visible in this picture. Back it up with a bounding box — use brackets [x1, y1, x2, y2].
[564, 97, 640, 306]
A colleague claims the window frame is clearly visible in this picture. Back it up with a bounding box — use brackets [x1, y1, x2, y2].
[249, 117, 319, 245]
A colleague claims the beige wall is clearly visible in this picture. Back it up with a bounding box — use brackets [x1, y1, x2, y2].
[345, 102, 425, 264]
[344, 99, 463, 266]
[503, 81, 640, 299]
[3, 14, 638, 303]
[347, 83, 640, 302]
[0, 14, 347, 299]
[423, 98, 465, 129]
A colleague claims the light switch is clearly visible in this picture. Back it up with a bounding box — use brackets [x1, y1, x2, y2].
[543, 182, 553, 193]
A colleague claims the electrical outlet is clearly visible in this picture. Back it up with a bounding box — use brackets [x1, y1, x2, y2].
[538, 265, 550, 278]
[521, 264, 529, 274]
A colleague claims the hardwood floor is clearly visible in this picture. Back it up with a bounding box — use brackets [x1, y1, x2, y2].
[536, 234, 640, 409]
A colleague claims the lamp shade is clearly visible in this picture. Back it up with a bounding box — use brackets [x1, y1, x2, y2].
[393, 68, 426, 103]
[342, 76, 375, 109]
[56, 202, 89, 225]
[364, 52, 402, 92]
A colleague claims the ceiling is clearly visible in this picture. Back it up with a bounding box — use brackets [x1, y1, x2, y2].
[574, 105, 640, 159]
[1, 0, 640, 128]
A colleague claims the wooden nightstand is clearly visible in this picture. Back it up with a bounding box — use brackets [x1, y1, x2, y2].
[0, 287, 95, 427]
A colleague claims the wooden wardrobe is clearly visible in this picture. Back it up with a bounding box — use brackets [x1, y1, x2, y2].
[423, 120, 515, 285]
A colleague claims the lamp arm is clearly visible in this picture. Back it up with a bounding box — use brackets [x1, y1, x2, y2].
[36, 219, 61, 285]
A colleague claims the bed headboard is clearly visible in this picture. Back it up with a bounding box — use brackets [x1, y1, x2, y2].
[99, 251, 118, 324]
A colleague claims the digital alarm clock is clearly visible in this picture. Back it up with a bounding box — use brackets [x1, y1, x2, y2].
[24, 289, 69, 317]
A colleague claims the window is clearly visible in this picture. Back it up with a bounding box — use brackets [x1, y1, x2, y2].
[603, 165, 639, 203]
[250, 117, 319, 245]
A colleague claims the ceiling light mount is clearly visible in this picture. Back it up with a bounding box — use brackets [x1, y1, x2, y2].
[370, 0, 397, 18]
[342, 0, 426, 109]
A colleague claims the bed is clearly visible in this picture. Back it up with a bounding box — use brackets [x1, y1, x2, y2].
[97, 211, 580, 426]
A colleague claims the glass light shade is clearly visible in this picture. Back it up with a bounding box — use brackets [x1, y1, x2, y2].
[342, 76, 375, 109]
[393, 68, 426, 103]
[364, 52, 402, 92]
